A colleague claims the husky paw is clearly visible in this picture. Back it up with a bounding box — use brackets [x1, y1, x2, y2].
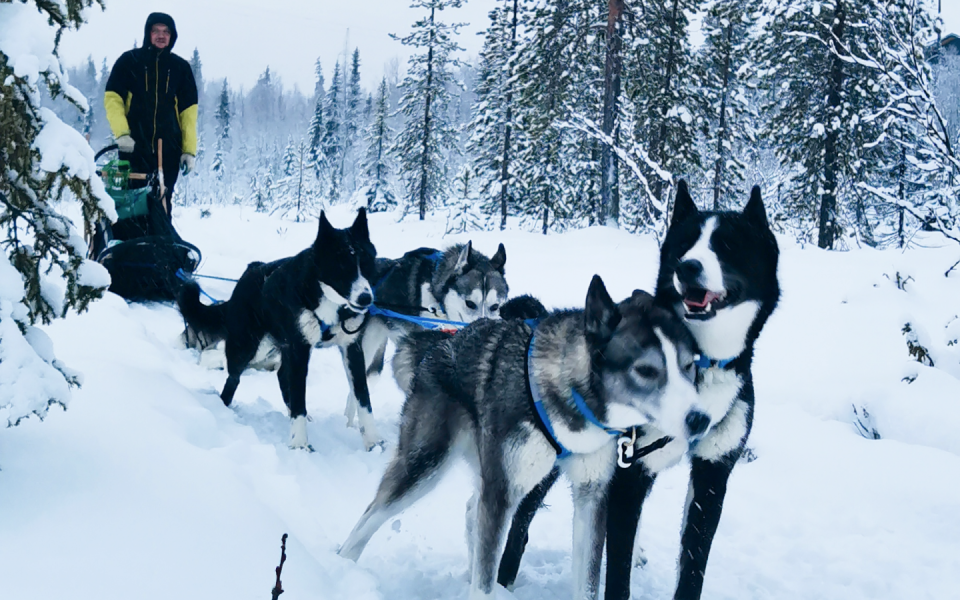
[363, 438, 386, 453]
[289, 415, 310, 449]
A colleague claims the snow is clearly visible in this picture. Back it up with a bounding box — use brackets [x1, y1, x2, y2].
[0, 253, 71, 427]
[1, 205, 959, 599]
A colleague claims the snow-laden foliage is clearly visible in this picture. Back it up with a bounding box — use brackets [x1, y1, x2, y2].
[1, 0, 112, 426]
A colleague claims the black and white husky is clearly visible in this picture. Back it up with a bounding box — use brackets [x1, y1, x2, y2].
[498, 182, 780, 600]
[340, 241, 509, 436]
[177, 210, 379, 450]
[339, 277, 722, 600]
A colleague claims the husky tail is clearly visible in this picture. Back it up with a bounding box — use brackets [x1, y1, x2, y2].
[178, 280, 230, 349]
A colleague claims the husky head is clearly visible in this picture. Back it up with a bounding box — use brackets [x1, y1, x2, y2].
[583, 278, 711, 444]
[434, 241, 508, 322]
[313, 209, 377, 313]
[656, 181, 780, 360]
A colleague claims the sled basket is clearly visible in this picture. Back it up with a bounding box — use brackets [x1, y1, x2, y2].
[101, 159, 151, 220]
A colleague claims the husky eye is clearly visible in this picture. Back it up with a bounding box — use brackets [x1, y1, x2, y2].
[465, 300, 478, 310]
[683, 360, 696, 374]
[489, 304, 500, 312]
[633, 365, 659, 380]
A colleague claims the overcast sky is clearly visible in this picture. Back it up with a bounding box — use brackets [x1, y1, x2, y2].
[59, 0, 960, 95]
[60, 0, 494, 93]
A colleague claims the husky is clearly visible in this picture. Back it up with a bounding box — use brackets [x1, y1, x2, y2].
[341, 241, 508, 430]
[339, 277, 720, 600]
[497, 182, 780, 600]
[391, 294, 548, 396]
[177, 210, 380, 450]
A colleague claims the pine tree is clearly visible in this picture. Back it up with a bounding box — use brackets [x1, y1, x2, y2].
[308, 59, 326, 182]
[620, 0, 704, 229]
[1, 0, 112, 425]
[392, 0, 466, 220]
[850, 0, 960, 249]
[361, 77, 396, 211]
[699, 0, 758, 210]
[346, 48, 363, 156]
[510, 0, 604, 230]
[756, 0, 889, 249]
[212, 80, 231, 182]
[323, 62, 344, 202]
[469, 0, 527, 230]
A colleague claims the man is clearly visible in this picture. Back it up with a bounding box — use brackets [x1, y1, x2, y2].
[104, 12, 198, 208]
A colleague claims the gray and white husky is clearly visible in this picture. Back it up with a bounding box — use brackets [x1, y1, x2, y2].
[339, 276, 718, 600]
[341, 241, 509, 439]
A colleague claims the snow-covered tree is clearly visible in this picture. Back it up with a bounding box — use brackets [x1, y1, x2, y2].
[469, 0, 527, 230]
[850, 0, 960, 249]
[755, 0, 890, 249]
[323, 61, 344, 202]
[392, 0, 466, 220]
[698, 0, 758, 210]
[0, 0, 113, 426]
[361, 77, 396, 211]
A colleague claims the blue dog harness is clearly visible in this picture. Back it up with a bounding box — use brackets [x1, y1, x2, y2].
[525, 326, 632, 461]
[525, 324, 675, 467]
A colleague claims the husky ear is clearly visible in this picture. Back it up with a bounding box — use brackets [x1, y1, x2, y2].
[350, 208, 370, 241]
[671, 180, 698, 228]
[584, 275, 621, 344]
[315, 211, 333, 246]
[454, 241, 473, 274]
[743, 185, 770, 231]
[490, 243, 506, 274]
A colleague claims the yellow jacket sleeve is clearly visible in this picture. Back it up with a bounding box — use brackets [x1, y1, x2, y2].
[104, 91, 131, 138]
[178, 104, 199, 156]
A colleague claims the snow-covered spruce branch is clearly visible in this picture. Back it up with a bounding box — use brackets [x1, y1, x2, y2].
[558, 114, 671, 219]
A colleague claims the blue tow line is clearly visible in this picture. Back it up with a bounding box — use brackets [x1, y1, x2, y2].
[175, 268, 224, 305]
[368, 304, 469, 331]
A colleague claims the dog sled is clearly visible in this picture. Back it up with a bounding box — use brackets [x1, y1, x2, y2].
[88, 143, 201, 302]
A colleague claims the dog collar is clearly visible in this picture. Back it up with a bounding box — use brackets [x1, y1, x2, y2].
[694, 354, 736, 370]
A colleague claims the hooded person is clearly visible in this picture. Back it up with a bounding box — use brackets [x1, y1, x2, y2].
[104, 12, 198, 210]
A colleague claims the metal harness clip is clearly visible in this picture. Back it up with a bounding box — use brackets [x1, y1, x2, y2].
[617, 427, 638, 469]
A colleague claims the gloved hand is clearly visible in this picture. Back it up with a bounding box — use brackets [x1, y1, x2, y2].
[180, 153, 195, 175]
[116, 135, 135, 154]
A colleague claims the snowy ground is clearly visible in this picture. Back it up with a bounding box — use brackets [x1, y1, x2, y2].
[2, 204, 960, 600]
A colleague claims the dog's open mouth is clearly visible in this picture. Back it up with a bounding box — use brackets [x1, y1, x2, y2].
[682, 288, 729, 320]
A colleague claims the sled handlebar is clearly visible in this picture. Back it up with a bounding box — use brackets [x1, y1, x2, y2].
[95, 144, 148, 179]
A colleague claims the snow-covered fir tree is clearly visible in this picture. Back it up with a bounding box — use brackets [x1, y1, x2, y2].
[344, 48, 363, 194]
[469, 0, 528, 230]
[0, 0, 113, 426]
[392, 0, 466, 220]
[323, 61, 344, 202]
[698, 0, 758, 210]
[850, 0, 960, 248]
[620, 0, 704, 230]
[512, 0, 605, 230]
[361, 77, 397, 211]
[755, 0, 891, 248]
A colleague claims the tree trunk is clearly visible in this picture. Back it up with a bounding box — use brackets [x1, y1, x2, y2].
[819, 0, 845, 249]
[542, 189, 550, 235]
[600, 0, 625, 227]
[498, 0, 520, 231]
[712, 23, 733, 211]
[650, 0, 682, 215]
[418, 6, 436, 221]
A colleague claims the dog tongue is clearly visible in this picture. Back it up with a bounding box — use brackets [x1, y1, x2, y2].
[684, 290, 722, 309]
